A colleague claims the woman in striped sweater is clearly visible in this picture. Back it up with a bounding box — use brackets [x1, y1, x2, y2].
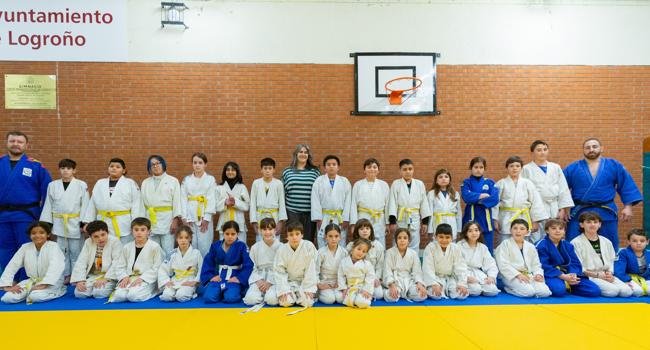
[282, 144, 321, 243]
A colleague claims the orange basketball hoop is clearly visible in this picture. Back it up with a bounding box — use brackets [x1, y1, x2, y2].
[384, 76, 423, 105]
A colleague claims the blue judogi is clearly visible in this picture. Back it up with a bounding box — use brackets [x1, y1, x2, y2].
[200, 239, 253, 303]
[461, 176, 499, 254]
[614, 246, 650, 294]
[536, 236, 600, 297]
[563, 157, 642, 250]
[0, 154, 52, 276]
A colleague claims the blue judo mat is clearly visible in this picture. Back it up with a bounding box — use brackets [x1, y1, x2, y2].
[0, 286, 647, 312]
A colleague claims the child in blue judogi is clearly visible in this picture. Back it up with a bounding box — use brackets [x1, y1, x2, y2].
[614, 229, 650, 297]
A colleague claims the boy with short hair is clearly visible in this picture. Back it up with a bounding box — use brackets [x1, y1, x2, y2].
[71, 220, 122, 298]
[40, 158, 90, 284]
[311, 155, 351, 248]
[250, 158, 288, 241]
[243, 218, 282, 305]
[422, 223, 469, 300]
[388, 159, 432, 251]
[614, 228, 650, 297]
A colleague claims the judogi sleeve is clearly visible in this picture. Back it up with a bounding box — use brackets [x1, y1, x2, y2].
[363, 261, 376, 293]
[614, 160, 643, 205]
[249, 180, 259, 223]
[158, 255, 173, 289]
[495, 244, 520, 281]
[411, 251, 424, 285]
[141, 246, 163, 284]
[342, 179, 352, 222]
[40, 244, 65, 286]
[536, 240, 560, 278]
[200, 244, 218, 285]
[311, 177, 323, 221]
[236, 245, 254, 288]
[349, 182, 360, 224]
[233, 185, 250, 212]
[337, 260, 347, 291]
[39, 182, 55, 223]
[273, 248, 290, 295]
[422, 244, 441, 287]
[0, 245, 27, 287]
[453, 248, 469, 287]
[613, 250, 631, 282]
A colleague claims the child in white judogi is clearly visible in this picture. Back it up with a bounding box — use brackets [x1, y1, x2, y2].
[40, 159, 90, 283]
[349, 158, 390, 246]
[383, 228, 428, 302]
[427, 169, 462, 240]
[0, 222, 66, 304]
[338, 238, 375, 308]
[422, 224, 469, 300]
[141, 155, 182, 256]
[215, 162, 250, 245]
[495, 219, 551, 298]
[571, 211, 632, 297]
[250, 158, 287, 242]
[388, 159, 432, 252]
[243, 218, 282, 305]
[312, 155, 351, 249]
[72, 221, 122, 299]
[180, 153, 218, 257]
[268, 221, 318, 308]
[346, 219, 385, 299]
[158, 225, 202, 302]
[107, 217, 164, 303]
[494, 156, 548, 245]
[84, 158, 144, 245]
[316, 223, 348, 304]
[457, 221, 500, 297]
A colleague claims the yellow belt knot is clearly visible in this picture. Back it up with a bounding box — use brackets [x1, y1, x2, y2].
[53, 212, 80, 238]
[257, 208, 279, 219]
[397, 207, 419, 222]
[97, 210, 131, 239]
[188, 195, 208, 218]
[145, 206, 173, 226]
[630, 274, 647, 296]
[434, 212, 456, 226]
[358, 207, 383, 223]
[322, 209, 343, 224]
[502, 207, 532, 229]
[174, 268, 197, 280]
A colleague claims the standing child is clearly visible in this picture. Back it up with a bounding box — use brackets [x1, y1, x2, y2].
[200, 221, 253, 303]
[461, 157, 499, 254]
[457, 222, 500, 297]
[250, 158, 288, 241]
[383, 228, 427, 302]
[350, 158, 390, 246]
[107, 217, 164, 303]
[243, 218, 282, 305]
[347, 218, 385, 300]
[316, 223, 347, 304]
[338, 238, 375, 309]
[269, 221, 318, 308]
[71, 220, 122, 299]
[494, 156, 548, 245]
[84, 158, 143, 245]
[388, 159, 432, 252]
[216, 162, 250, 245]
[40, 158, 90, 284]
[0, 222, 65, 304]
[614, 229, 650, 297]
[158, 225, 203, 302]
[495, 219, 551, 298]
[180, 152, 218, 257]
[422, 224, 469, 300]
[570, 212, 632, 297]
[311, 155, 351, 249]
[427, 169, 462, 240]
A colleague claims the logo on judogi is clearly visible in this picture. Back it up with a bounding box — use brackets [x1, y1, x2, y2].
[22, 168, 32, 177]
[482, 184, 489, 190]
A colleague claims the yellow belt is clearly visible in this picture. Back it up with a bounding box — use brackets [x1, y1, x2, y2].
[145, 206, 173, 226]
[228, 207, 236, 221]
[344, 278, 364, 308]
[173, 268, 197, 280]
[322, 209, 343, 223]
[630, 274, 647, 296]
[188, 195, 208, 218]
[434, 212, 456, 226]
[397, 207, 419, 222]
[257, 208, 279, 219]
[97, 210, 131, 239]
[502, 207, 533, 229]
[358, 207, 383, 223]
[470, 205, 493, 231]
[52, 212, 80, 238]
[24, 277, 44, 305]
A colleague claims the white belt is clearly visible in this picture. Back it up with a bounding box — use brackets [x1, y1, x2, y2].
[218, 264, 242, 280]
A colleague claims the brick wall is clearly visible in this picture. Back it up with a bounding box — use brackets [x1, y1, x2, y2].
[1, 62, 648, 247]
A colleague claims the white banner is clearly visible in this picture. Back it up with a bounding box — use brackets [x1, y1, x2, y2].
[0, 0, 127, 62]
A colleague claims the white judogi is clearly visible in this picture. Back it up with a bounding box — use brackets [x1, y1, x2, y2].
[107, 239, 164, 303]
[316, 245, 347, 304]
[346, 240, 385, 299]
[215, 183, 250, 244]
[249, 178, 288, 241]
[243, 238, 282, 305]
[311, 175, 352, 249]
[141, 173, 182, 255]
[426, 190, 462, 239]
[40, 178, 90, 277]
[350, 178, 390, 245]
[495, 238, 551, 298]
[458, 240, 500, 296]
[180, 172, 218, 257]
[337, 256, 375, 308]
[0, 241, 66, 304]
[268, 240, 318, 307]
[521, 161, 574, 219]
[71, 235, 122, 299]
[158, 246, 202, 302]
[388, 178, 432, 251]
[571, 234, 632, 297]
[382, 247, 426, 302]
[422, 241, 468, 300]
[84, 176, 144, 245]
[494, 177, 549, 244]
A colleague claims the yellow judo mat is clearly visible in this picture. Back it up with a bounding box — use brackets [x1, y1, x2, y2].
[3, 303, 649, 349]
